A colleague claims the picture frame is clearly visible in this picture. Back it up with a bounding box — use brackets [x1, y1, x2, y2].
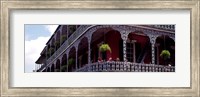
[1, 0, 199, 96]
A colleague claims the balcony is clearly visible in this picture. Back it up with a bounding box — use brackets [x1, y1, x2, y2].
[38, 25, 175, 72]
[46, 25, 92, 65]
[45, 25, 175, 66]
[76, 61, 175, 72]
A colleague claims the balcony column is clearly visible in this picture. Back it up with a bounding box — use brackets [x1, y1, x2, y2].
[148, 34, 158, 64]
[76, 48, 78, 70]
[86, 34, 92, 72]
[155, 43, 160, 65]
[132, 40, 137, 62]
[151, 40, 155, 64]
[88, 37, 91, 65]
[66, 53, 69, 72]
[120, 31, 129, 61]
[59, 33, 62, 47]
[54, 64, 56, 72]
[67, 26, 69, 38]
[49, 66, 51, 72]
[45, 47, 48, 59]
[75, 41, 79, 70]
[50, 45, 52, 56]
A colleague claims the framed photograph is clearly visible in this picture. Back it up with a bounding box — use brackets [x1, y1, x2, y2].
[1, 0, 199, 96]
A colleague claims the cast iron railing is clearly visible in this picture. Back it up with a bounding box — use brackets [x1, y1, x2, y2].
[144, 25, 175, 31]
[76, 61, 175, 72]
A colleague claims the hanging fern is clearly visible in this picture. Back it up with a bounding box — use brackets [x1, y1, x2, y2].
[54, 41, 60, 46]
[99, 43, 111, 52]
[160, 50, 171, 60]
[61, 35, 67, 43]
[68, 58, 75, 66]
[61, 65, 67, 71]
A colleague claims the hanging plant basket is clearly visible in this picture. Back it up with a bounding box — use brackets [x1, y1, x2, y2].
[54, 41, 60, 46]
[99, 43, 111, 53]
[160, 50, 171, 60]
[49, 47, 54, 52]
[61, 65, 67, 72]
[61, 35, 67, 44]
[48, 47, 55, 55]
[68, 58, 75, 66]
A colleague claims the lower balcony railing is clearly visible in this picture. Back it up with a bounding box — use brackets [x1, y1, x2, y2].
[76, 61, 175, 72]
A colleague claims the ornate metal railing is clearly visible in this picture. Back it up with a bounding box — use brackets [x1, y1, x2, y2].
[46, 25, 91, 65]
[145, 25, 175, 31]
[76, 62, 175, 72]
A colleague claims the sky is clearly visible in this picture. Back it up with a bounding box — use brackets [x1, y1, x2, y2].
[25, 25, 58, 72]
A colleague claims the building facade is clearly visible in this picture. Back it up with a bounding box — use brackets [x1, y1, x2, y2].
[35, 25, 175, 72]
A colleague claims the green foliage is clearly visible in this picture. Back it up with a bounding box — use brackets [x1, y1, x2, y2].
[61, 65, 67, 71]
[48, 47, 55, 55]
[54, 41, 60, 46]
[99, 43, 111, 52]
[61, 35, 67, 43]
[69, 25, 76, 33]
[68, 58, 75, 66]
[160, 50, 171, 60]
[49, 47, 54, 52]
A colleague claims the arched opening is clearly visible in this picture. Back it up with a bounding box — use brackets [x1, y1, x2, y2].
[47, 45, 51, 59]
[68, 25, 77, 38]
[56, 59, 61, 72]
[127, 32, 151, 64]
[51, 64, 55, 72]
[55, 31, 61, 50]
[155, 35, 175, 66]
[61, 26, 68, 45]
[50, 38, 55, 55]
[91, 28, 122, 62]
[47, 67, 50, 72]
[61, 54, 67, 72]
[78, 37, 88, 68]
[68, 47, 76, 72]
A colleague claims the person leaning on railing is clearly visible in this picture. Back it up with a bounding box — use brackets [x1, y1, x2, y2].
[98, 57, 103, 62]
[116, 58, 120, 62]
[107, 57, 113, 62]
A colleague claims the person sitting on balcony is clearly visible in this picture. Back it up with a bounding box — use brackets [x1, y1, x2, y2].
[116, 58, 120, 62]
[98, 57, 103, 62]
[168, 64, 171, 66]
[107, 57, 113, 62]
